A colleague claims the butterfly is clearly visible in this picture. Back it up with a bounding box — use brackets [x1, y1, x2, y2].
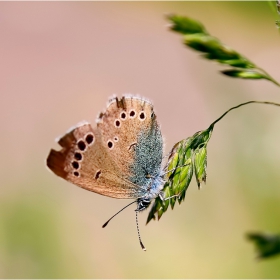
[46, 95, 170, 250]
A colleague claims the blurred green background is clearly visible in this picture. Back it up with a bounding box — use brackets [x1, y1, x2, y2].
[0, 1, 280, 278]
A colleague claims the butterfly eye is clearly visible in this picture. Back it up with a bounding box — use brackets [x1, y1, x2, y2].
[139, 111, 146, 121]
[115, 119, 121, 127]
[129, 110, 136, 118]
[120, 112, 126, 120]
[151, 111, 155, 118]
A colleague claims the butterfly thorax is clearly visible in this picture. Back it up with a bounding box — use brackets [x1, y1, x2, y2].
[136, 172, 165, 211]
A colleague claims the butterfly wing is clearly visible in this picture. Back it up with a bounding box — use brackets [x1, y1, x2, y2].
[47, 96, 163, 199]
[47, 122, 144, 199]
[97, 96, 163, 187]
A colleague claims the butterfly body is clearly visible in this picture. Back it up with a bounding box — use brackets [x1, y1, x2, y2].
[47, 95, 165, 212]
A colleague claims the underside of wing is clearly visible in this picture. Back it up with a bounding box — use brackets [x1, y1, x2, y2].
[47, 122, 145, 199]
[96, 96, 164, 187]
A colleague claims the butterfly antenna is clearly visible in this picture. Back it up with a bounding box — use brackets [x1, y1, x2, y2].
[136, 210, 146, 251]
[102, 200, 137, 228]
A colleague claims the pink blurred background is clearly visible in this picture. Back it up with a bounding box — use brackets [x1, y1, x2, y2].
[0, 2, 280, 278]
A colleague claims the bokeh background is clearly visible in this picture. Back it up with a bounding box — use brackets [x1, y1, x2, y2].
[1, 1, 280, 278]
